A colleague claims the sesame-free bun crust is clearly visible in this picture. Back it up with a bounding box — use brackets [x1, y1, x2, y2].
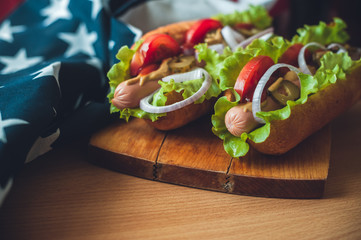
[249, 66, 361, 155]
[136, 20, 197, 46]
[145, 91, 216, 131]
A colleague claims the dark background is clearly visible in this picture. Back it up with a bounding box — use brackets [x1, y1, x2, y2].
[2, 0, 360, 47]
[270, 0, 361, 47]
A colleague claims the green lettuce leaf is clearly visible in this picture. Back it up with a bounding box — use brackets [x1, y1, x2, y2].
[213, 5, 272, 29]
[218, 51, 254, 91]
[242, 36, 291, 63]
[315, 51, 353, 89]
[194, 43, 233, 81]
[107, 46, 135, 114]
[291, 18, 350, 45]
[218, 37, 292, 91]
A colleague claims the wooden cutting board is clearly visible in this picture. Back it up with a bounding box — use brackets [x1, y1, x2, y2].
[88, 115, 331, 199]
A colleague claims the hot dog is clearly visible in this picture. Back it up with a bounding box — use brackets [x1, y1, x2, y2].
[107, 5, 273, 130]
[224, 57, 301, 137]
[212, 18, 361, 157]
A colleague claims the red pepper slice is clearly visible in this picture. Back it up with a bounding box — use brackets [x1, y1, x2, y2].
[234, 55, 274, 102]
[130, 33, 180, 76]
[182, 18, 222, 53]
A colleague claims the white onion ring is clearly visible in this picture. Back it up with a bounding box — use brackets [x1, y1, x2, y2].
[258, 32, 273, 41]
[252, 63, 301, 124]
[327, 43, 347, 53]
[298, 42, 326, 75]
[298, 42, 346, 75]
[236, 27, 274, 49]
[221, 26, 245, 51]
[139, 68, 212, 114]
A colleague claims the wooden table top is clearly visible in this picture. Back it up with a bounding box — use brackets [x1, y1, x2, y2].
[1, 101, 361, 240]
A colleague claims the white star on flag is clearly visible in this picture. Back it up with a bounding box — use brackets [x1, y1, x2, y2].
[25, 128, 60, 163]
[0, 178, 13, 206]
[86, 57, 103, 70]
[108, 40, 115, 50]
[58, 23, 97, 57]
[32, 62, 62, 96]
[41, 0, 72, 26]
[0, 48, 43, 75]
[90, 0, 103, 19]
[0, 20, 26, 43]
[86, 57, 106, 84]
[0, 111, 29, 144]
[126, 23, 143, 42]
[73, 93, 84, 110]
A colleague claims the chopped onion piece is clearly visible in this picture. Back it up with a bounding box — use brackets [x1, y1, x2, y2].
[298, 42, 326, 75]
[139, 68, 212, 114]
[207, 43, 225, 55]
[161, 68, 204, 83]
[236, 27, 274, 49]
[252, 63, 301, 124]
[221, 26, 245, 51]
[327, 43, 347, 53]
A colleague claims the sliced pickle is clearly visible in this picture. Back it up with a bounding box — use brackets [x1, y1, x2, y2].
[169, 55, 196, 73]
[268, 77, 300, 106]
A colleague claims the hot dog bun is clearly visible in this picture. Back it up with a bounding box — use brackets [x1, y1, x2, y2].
[144, 91, 216, 130]
[248, 66, 361, 155]
[140, 20, 197, 45]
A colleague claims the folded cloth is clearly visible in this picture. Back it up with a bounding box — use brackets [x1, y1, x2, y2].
[0, 0, 138, 206]
[0, 0, 274, 206]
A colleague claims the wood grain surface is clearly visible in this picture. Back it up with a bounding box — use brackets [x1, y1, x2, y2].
[89, 118, 165, 179]
[89, 112, 331, 198]
[0, 102, 360, 239]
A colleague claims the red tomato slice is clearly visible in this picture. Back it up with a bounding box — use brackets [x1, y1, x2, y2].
[130, 33, 180, 76]
[234, 55, 274, 102]
[278, 43, 311, 67]
[182, 18, 222, 53]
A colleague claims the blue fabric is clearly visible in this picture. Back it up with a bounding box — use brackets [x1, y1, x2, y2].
[0, 0, 138, 189]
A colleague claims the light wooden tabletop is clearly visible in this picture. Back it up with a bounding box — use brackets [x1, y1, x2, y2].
[0, 101, 361, 240]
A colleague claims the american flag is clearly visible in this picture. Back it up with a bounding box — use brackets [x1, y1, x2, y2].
[0, 0, 275, 205]
[0, 0, 148, 205]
